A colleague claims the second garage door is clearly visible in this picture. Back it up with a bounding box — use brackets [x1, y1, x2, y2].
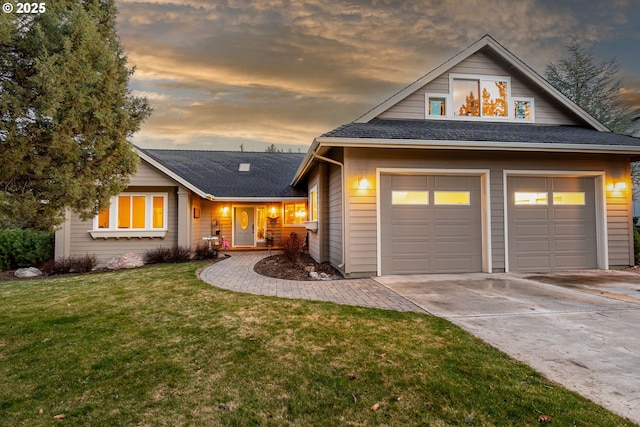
[380, 174, 483, 274]
[507, 176, 598, 272]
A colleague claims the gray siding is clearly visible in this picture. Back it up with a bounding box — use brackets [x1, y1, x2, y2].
[328, 163, 343, 269]
[378, 50, 581, 126]
[66, 186, 179, 265]
[60, 159, 182, 265]
[343, 147, 631, 276]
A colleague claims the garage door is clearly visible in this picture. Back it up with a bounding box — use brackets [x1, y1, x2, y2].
[507, 176, 597, 272]
[380, 174, 483, 274]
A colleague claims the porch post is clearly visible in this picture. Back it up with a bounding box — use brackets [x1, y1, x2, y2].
[177, 187, 192, 249]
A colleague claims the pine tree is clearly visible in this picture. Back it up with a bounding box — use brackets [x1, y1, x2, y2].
[545, 39, 633, 134]
[0, 0, 151, 231]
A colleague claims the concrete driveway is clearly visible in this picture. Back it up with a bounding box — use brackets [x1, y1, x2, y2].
[374, 270, 640, 424]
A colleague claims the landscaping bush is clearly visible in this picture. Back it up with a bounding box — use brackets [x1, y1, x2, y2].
[282, 232, 305, 264]
[41, 255, 98, 275]
[143, 245, 192, 264]
[193, 242, 217, 260]
[0, 229, 54, 270]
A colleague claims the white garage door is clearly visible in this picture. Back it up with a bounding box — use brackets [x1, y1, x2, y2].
[507, 176, 598, 272]
[380, 174, 483, 274]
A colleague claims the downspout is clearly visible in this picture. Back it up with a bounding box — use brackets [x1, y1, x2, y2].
[312, 153, 345, 270]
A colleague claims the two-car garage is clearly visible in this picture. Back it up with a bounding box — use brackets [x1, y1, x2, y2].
[378, 171, 603, 275]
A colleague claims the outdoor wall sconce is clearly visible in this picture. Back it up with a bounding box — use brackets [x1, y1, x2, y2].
[222, 206, 230, 216]
[268, 206, 279, 225]
[607, 181, 627, 192]
[357, 176, 369, 190]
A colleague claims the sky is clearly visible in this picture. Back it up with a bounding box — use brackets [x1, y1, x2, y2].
[114, 0, 640, 152]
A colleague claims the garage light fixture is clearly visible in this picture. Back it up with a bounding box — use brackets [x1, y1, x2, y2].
[607, 181, 627, 192]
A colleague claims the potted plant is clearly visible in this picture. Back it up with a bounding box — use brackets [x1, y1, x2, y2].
[266, 231, 274, 247]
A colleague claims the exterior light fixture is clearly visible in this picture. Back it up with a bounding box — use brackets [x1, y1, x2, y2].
[222, 206, 230, 216]
[607, 182, 627, 192]
[358, 176, 369, 190]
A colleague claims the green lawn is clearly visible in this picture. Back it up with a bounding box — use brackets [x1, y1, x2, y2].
[0, 262, 635, 426]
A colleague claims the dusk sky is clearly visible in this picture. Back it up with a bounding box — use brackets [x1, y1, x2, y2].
[115, 0, 640, 152]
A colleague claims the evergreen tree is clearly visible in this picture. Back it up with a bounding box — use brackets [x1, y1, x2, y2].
[0, 0, 151, 231]
[545, 39, 633, 134]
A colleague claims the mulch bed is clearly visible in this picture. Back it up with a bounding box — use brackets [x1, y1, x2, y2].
[253, 253, 342, 281]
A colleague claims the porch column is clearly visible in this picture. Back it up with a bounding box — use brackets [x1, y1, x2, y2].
[177, 187, 192, 249]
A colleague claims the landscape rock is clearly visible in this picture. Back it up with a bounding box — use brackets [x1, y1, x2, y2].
[14, 267, 43, 278]
[308, 271, 320, 279]
[106, 253, 144, 270]
[304, 265, 316, 273]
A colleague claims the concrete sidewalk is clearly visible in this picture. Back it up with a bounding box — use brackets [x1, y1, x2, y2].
[198, 251, 426, 313]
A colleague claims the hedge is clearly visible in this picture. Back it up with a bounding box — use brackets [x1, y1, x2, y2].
[0, 229, 54, 270]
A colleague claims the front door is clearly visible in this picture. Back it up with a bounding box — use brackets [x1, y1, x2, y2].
[234, 207, 255, 246]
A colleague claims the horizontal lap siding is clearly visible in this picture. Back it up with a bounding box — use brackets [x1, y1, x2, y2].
[344, 148, 632, 275]
[328, 163, 343, 268]
[68, 187, 179, 265]
[378, 50, 581, 126]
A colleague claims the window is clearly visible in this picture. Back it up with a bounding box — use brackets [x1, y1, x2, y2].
[94, 193, 167, 231]
[515, 192, 548, 205]
[434, 191, 470, 205]
[284, 203, 306, 225]
[256, 207, 266, 240]
[309, 185, 318, 221]
[392, 191, 429, 205]
[553, 192, 585, 205]
[451, 74, 511, 119]
[514, 98, 534, 121]
[426, 94, 447, 117]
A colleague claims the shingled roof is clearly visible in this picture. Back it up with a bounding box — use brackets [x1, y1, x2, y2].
[137, 148, 307, 199]
[321, 119, 640, 147]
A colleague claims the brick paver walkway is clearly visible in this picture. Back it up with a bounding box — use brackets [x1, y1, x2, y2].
[199, 251, 426, 313]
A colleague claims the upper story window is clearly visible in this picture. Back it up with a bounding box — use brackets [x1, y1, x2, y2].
[426, 74, 534, 123]
[452, 75, 509, 118]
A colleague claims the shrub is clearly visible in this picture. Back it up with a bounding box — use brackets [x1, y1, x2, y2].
[41, 255, 98, 275]
[0, 229, 54, 270]
[282, 232, 305, 264]
[193, 242, 217, 260]
[143, 245, 192, 264]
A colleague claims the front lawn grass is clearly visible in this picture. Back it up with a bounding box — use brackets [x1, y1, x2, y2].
[0, 262, 635, 426]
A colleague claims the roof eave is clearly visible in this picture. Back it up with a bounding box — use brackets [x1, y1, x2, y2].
[134, 147, 215, 200]
[291, 138, 320, 186]
[314, 136, 640, 155]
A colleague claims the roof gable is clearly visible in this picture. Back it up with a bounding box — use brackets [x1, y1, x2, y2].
[136, 148, 307, 200]
[355, 35, 608, 132]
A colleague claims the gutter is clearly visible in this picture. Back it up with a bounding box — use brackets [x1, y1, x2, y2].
[312, 153, 346, 270]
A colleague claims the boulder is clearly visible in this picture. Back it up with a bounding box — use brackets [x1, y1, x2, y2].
[107, 253, 144, 270]
[15, 267, 43, 278]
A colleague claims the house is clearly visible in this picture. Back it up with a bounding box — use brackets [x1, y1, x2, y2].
[292, 34, 640, 277]
[55, 150, 308, 265]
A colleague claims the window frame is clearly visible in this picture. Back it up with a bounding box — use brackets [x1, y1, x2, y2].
[309, 185, 318, 222]
[513, 97, 535, 122]
[425, 93, 449, 119]
[90, 192, 168, 239]
[426, 74, 534, 123]
[283, 202, 307, 226]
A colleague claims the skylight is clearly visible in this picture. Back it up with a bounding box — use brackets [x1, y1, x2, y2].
[238, 163, 250, 172]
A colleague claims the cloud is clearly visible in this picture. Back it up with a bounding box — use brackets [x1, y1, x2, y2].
[115, 0, 640, 149]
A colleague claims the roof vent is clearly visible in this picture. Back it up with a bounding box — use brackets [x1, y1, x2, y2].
[238, 163, 250, 172]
